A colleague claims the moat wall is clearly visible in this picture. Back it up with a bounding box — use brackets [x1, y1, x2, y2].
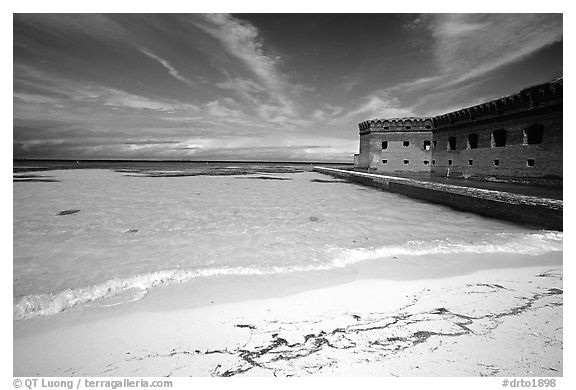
[313, 167, 562, 230]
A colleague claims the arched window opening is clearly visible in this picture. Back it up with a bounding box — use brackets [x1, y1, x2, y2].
[467, 134, 479, 149]
[523, 124, 544, 145]
[491, 129, 507, 147]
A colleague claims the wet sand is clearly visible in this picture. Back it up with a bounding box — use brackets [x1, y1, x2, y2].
[14, 252, 562, 377]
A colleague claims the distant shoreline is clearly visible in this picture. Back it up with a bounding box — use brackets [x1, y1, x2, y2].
[13, 158, 354, 165]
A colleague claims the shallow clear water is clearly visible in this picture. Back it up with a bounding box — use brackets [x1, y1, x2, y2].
[13, 162, 562, 319]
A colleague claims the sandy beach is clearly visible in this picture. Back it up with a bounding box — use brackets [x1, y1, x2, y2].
[14, 251, 562, 377]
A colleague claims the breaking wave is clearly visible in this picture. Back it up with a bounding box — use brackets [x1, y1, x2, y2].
[14, 231, 562, 320]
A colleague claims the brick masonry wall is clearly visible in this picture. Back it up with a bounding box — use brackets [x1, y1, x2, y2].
[354, 79, 562, 182]
[368, 131, 433, 173]
[357, 133, 371, 168]
[431, 109, 562, 179]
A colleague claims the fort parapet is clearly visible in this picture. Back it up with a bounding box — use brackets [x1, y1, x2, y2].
[355, 79, 562, 183]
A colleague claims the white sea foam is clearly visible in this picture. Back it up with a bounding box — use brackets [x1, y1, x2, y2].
[13, 231, 562, 320]
[332, 231, 563, 267]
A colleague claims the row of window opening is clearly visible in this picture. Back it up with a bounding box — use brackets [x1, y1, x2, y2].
[382, 159, 536, 167]
[447, 159, 535, 167]
[382, 140, 432, 150]
[446, 125, 544, 150]
[380, 124, 544, 151]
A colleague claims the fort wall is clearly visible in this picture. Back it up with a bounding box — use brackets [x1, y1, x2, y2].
[354, 79, 563, 183]
[431, 108, 562, 180]
[358, 118, 433, 173]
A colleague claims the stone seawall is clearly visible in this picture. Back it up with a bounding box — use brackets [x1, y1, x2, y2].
[313, 167, 562, 230]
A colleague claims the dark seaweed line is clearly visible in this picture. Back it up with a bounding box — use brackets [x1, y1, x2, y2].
[210, 286, 562, 377]
[90, 278, 561, 377]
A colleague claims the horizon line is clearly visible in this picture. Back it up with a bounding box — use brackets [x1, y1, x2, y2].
[13, 158, 354, 164]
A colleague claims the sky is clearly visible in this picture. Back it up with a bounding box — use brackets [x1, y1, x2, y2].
[13, 13, 563, 162]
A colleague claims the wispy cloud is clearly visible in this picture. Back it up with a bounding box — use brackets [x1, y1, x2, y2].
[400, 14, 562, 91]
[195, 14, 286, 93]
[140, 48, 196, 87]
[432, 14, 562, 86]
[14, 14, 129, 43]
[312, 104, 343, 120]
[14, 64, 199, 115]
[91, 87, 194, 112]
[194, 14, 307, 125]
[168, 138, 357, 162]
[343, 94, 414, 121]
[362, 13, 564, 117]
[387, 75, 446, 93]
[215, 77, 267, 105]
[204, 99, 246, 119]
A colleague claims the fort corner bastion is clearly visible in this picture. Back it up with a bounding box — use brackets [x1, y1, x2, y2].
[354, 78, 563, 184]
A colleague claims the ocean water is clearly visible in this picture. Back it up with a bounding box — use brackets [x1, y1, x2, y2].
[13, 161, 563, 320]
